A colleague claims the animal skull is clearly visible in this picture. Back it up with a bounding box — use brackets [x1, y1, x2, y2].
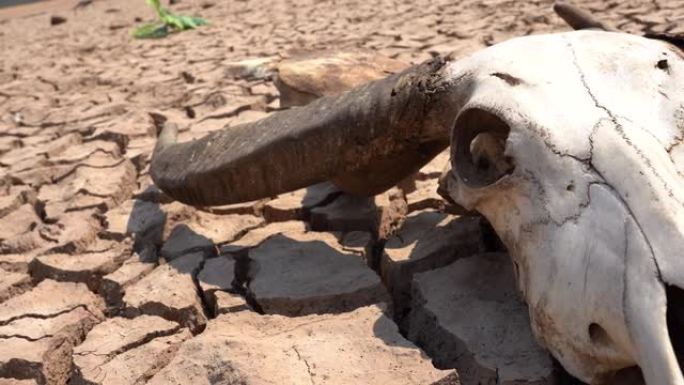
[443, 31, 684, 384]
[150, 28, 684, 385]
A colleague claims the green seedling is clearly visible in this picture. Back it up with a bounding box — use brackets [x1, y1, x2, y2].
[133, 0, 208, 39]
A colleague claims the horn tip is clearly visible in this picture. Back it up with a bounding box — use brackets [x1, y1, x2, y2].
[154, 122, 179, 153]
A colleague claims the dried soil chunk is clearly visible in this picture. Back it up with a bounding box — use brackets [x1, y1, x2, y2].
[0, 379, 38, 385]
[223, 57, 278, 80]
[0, 251, 41, 273]
[100, 257, 156, 308]
[38, 159, 137, 217]
[0, 204, 40, 241]
[0, 186, 35, 218]
[248, 231, 388, 316]
[123, 252, 207, 333]
[160, 224, 214, 260]
[73, 330, 191, 385]
[0, 337, 72, 385]
[30, 242, 132, 290]
[0, 269, 31, 303]
[72, 315, 182, 384]
[23, 210, 103, 256]
[262, 182, 341, 222]
[0, 280, 104, 385]
[213, 291, 249, 314]
[406, 178, 448, 212]
[1, 133, 80, 168]
[219, 220, 307, 255]
[407, 253, 555, 385]
[310, 188, 407, 237]
[50, 140, 121, 164]
[276, 51, 408, 107]
[0, 279, 104, 325]
[196, 256, 236, 311]
[0, 306, 99, 341]
[161, 210, 263, 260]
[382, 211, 484, 318]
[147, 305, 454, 385]
[103, 199, 166, 243]
[198, 198, 266, 216]
[418, 150, 450, 180]
[7, 164, 72, 190]
[309, 194, 378, 233]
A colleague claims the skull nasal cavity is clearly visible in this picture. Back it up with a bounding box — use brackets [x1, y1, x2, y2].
[588, 323, 611, 346]
[452, 108, 514, 188]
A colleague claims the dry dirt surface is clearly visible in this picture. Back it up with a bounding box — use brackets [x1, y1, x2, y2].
[0, 0, 682, 384]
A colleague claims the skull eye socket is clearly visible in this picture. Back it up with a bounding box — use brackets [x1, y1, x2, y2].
[452, 108, 514, 188]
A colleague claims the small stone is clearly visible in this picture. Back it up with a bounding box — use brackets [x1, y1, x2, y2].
[147, 305, 454, 385]
[248, 231, 388, 316]
[407, 253, 555, 385]
[382, 211, 484, 319]
[123, 252, 207, 333]
[50, 15, 67, 25]
[0, 269, 32, 303]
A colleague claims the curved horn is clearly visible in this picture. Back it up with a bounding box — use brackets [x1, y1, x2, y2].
[553, 1, 615, 31]
[150, 58, 454, 206]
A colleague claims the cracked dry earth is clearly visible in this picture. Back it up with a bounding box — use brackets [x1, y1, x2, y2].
[0, 0, 682, 384]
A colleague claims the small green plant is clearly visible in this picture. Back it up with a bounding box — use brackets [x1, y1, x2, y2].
[133, 0, 208, 39]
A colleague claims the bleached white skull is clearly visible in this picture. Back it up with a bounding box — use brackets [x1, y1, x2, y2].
[444, 30, 684, 384]
[149, 20, 684, 383]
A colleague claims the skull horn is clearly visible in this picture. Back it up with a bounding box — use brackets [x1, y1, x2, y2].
[150, 58, 454, 206]
[553, 1, 616, 31]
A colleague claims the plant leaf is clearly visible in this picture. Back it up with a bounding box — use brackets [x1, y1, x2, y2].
[132, 22, 169, 39]
[132, 0, 209, 38]
[145, 0, 163, 15]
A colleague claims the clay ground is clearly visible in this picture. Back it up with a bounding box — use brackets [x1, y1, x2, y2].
[0, 0, 682, 384]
